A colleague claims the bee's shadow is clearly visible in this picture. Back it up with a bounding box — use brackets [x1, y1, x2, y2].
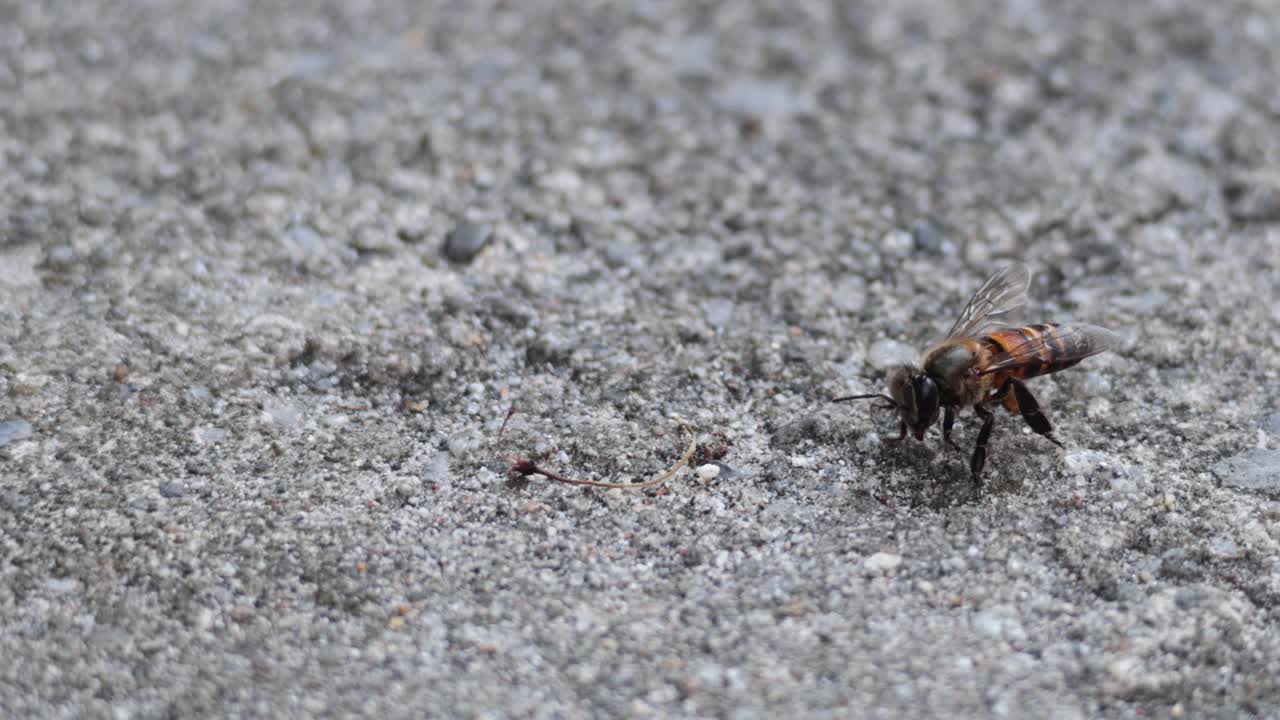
[848, 435, 1029, 509]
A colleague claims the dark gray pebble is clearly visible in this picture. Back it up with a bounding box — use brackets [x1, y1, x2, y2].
[911, 218, 947, 254]
[443, 221, 492, 264]
[158, 482, 188, 498]
[1212, 448, 1280, 495]
[1261, 412, 1280, 436]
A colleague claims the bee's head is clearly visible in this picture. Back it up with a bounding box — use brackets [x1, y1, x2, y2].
[887, 365, 940, 441]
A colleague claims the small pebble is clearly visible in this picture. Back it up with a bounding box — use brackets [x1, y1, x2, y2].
[443, 221, 492, 264]
[1062, 450, 1108, 476]
[603, 242, 633, 268]
[867, 339, 917, 370]
[1261, 412, 1280, 436]
[715, 78, 810, 117]
[1212, 448, 1280, 494]
[158, 482, 187, 498]
[862, 552, 903, 575]
[350, 224, 395, 253]
[539, 170, 582, 195]
[1080, 371, 1111, 396]
[0, 491, 29, 512]
[286, 223, 327, 255]
[0, 419, 33, 447]
[831, 277, 866, 313]
[44, 245, 76, 269]
[880, 229, 914, 256]
[194, 426, 228, 444]
[702, 298, 735, 329]
[972, 606, 1025, 641]
[972, 611, 1004, 637]
[1207, 535, 1244, 561]
[911, 218, 947, 254]
[695, 464, 721, 482]
[10, 374, 49, 396]
[264, 402, 302, 429]
[1226, 180, 1280, 222]
[427, 452, 453, 484]
[706, 461, 737, 481]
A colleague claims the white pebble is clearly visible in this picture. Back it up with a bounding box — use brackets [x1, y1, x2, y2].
[695, 464, 721, 482]
[881, 229, 913, 256]
[1062, 450, 1108, 476]
[862, 552, 903, 574]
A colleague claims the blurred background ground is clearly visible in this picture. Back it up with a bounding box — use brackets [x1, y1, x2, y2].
[2, 1, 1279, 717]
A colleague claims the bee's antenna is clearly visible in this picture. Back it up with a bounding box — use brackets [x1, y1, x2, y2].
[833, 393, 899, 408]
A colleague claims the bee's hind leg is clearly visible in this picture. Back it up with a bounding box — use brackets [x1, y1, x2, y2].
[1009, 380, 1063, 448]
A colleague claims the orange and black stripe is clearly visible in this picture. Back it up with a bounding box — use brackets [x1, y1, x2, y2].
[980, 323, 1085, 380]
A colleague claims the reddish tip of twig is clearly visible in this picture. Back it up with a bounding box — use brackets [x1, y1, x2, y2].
[509, 457, 538, 477]
[495, 404, 517, 445]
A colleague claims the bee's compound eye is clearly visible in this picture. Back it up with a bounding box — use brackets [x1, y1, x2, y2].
[912, 376, 940, 425]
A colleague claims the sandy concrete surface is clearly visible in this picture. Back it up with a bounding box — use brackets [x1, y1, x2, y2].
[3, 1, 1280, 718]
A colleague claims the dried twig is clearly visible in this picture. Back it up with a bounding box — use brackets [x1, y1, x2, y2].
[494, 404, 517, 446]
[508, 429, 697, 490]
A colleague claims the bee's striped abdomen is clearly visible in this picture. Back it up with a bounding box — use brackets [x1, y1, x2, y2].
[981, 323, 1084, 380]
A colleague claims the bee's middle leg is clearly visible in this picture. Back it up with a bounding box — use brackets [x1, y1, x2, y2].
[943, 406, 962, 452]
[970, 404, 995, 485]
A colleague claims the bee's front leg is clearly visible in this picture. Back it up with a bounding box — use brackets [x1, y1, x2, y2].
[885, 421, 908, 444]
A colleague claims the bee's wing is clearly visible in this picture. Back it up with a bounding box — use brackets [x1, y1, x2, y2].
[978, 324, 1118, 375]
[944, 263, 1032, 340]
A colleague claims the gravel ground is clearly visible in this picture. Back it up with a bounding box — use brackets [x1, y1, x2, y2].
[3, 1, 1280, 718]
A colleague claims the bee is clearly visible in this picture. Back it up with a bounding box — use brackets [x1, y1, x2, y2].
[835, 264, 1117, 486]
